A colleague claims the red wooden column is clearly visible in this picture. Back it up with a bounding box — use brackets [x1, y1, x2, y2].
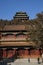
[30, 49, 41, 58]
[2, 48, 7, 58]
[24, 49, 29, 56]
[0, 49, 3, 61]
[18, 49, 23, 56]
[0, 34, 1, 39]
[6, 49, 16, 58]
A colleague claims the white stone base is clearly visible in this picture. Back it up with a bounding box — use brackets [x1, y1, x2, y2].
[30, 58, 42, 62]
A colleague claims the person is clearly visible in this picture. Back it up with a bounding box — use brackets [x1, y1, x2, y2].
[37, 57, 40, 64]
[42, 53, 43, 63]
[28, 58, 30, 62]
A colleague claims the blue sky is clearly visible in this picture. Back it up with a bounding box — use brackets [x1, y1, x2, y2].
[0, 0, 43, 20]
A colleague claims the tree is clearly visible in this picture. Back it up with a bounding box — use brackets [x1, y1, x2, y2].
[36, 12, 43, 48]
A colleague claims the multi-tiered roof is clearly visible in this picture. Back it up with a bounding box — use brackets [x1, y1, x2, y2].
[14, 12, 29, 20]
[0, 12, 41, 48]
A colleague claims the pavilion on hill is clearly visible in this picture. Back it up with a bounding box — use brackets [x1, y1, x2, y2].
[13, 12, 29, 20]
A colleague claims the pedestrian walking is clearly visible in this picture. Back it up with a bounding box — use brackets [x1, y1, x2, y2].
[42, 53, 43, 63]
[37, 57, 40, 64]
[28, 58, 30, 62]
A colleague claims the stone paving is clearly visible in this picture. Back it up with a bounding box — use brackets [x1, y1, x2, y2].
[7, 58, 43, 65]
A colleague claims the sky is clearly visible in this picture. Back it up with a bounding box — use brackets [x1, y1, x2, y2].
[0, 0, 43, 20]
